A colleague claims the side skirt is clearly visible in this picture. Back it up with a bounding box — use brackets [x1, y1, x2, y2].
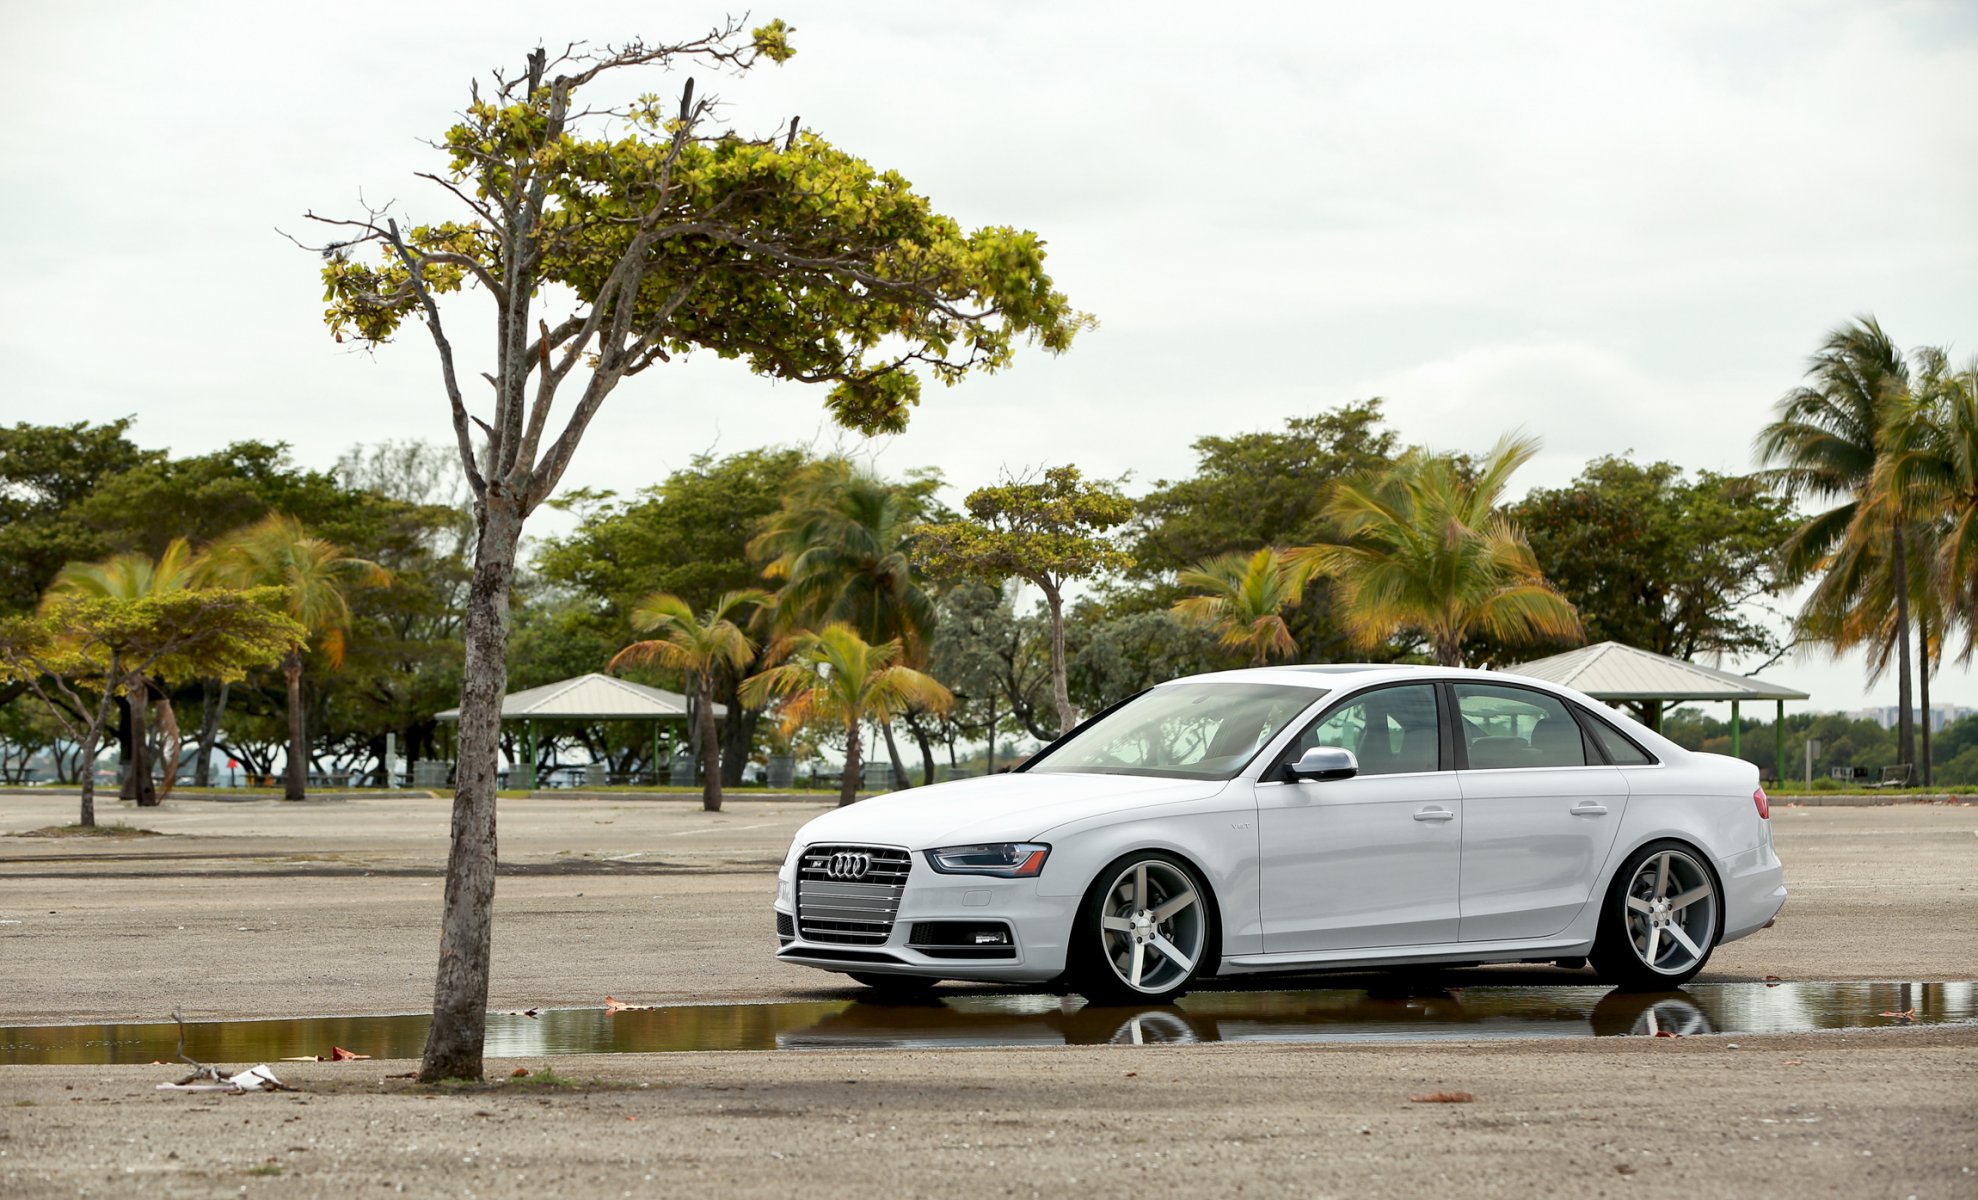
[1218, 936, 1594, 976]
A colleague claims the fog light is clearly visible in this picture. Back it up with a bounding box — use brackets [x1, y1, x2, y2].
[973, 931, 1008, 945]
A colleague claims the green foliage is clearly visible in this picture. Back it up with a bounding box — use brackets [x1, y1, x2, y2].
[0, 590, 304, 695]
[208, 515, 390, 668]
[751, 459, 942, 656]
[539, 449, 810, 618]
[1127, 402, 1397, 576]
[0, 418, 155, 615]
[743, 623, 952, 733]
[1171, 548, 1314, 666]
[1066, 606, 1228, 715]
[609, 591, 766, 678]
[916, 466, 1134, 592]
[1294, 433, 1582, 667]
[320, 28, 1089, 448]
[1511, 458, 1796, 662]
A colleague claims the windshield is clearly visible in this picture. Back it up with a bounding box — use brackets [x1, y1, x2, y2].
[1025, 682, 1325, 780]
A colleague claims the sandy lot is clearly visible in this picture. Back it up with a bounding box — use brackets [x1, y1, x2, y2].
[0, 791, 1973, 1198]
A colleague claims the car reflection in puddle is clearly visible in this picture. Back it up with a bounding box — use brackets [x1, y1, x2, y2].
[1, 981, 1968, 1065]
[775, 980, 1973, 1050]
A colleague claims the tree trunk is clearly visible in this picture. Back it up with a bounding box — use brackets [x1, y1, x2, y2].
[985, 695, 998, 774]
[839, 721, 862, 808]
[1435, 632, 1463, 668]
[115, 694, 135, 801]
[879, 719, 911, 790]
[719, 671, 757, 787]
[77, 724, 99, 829]
[1043, 583, 1076, 735]
[1918, 607, 1932, 788]
[281, 651, 308, 801]
[126, 677, 157, 806]
[905, 710, 937, 786]
[154, 698, 182, 802]
[193, 680, 228, 788]
[698, 672, 722, 813]
[1890, 523, 1915, 774]
[418, 498, 523, 1084]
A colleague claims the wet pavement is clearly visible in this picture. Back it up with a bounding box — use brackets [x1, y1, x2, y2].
[2, 980, 1969, 1065]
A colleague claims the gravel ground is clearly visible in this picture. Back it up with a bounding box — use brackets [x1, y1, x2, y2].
[0, 791, 1973, 1198]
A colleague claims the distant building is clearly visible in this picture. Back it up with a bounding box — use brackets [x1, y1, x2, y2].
[1845, 703, 1975, 732]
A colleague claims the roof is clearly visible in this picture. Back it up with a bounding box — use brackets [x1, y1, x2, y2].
[434, 673, 727, 722]
[1505, 642, 1809, 702]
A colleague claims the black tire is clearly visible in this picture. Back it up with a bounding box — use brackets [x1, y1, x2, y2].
[845, 971, 940, 999]
[1065, 851, 1217, 1006]
[1590, 840, 1723, 991]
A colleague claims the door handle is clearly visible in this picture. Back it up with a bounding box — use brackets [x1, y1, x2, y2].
[1570, 802, 1609, 816]
[1412, 807, 1455, 822]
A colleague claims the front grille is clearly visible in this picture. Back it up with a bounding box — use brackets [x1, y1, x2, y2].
[796, 844, 912, 945]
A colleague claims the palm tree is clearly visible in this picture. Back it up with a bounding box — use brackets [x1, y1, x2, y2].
[608, 590, 767, 812]
[46, 538, 204, 803]
[209, 515, 388, 800]
[1290, 433, 1581, 666]
[1863, 348, 1978, 784]
[1171, 548, 1313, 666]
[740, 623, 953, 807]
[749, 459, 938, 783]
[1894, 349, 1978, 660]
[1756, 317, 1918, 772]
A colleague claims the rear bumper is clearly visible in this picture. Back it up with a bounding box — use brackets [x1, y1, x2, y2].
[1719, 840, 1788, 943]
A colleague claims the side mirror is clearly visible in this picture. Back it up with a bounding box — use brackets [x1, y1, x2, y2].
[1285, 746, 1358, 782]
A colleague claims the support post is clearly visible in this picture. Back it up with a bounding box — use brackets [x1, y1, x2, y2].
[1774, 701, 1784, 789]
[1731, 700, 1741, 759]
[385, 732, 398, 789]
[653, 721, 662, 787]
[522, 720, 535, 791]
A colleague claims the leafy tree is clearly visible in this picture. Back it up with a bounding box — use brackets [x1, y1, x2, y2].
[740, 623, 952, 807]
[0, 418, 154, 618]
[608, 590, 767, 812]
[304, 23, 1084, 1081]
[1128, 401, 1397, 574]
[0, 590, 303, 826]
[916, 466, 1133, 733]
[1294, 433, 1582, 666]
[1171, 548, 1313, 666]
[1756, 316, 1919, 772]
[46, 540, 206, 802]
[208, 516, 389, 800]
[73, 442, 352, 558]
[1511, 458, 1797, 727]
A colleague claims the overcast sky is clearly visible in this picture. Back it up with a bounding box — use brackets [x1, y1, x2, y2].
[5, 1, 1976, 714]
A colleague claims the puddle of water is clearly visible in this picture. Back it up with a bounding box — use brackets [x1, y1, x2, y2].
[0, 982, 1968, 1066]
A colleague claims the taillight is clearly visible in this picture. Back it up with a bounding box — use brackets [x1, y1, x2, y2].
[1753, 787, 1770, 820]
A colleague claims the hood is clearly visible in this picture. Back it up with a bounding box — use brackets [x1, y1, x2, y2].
[792, 771, 1232, 850]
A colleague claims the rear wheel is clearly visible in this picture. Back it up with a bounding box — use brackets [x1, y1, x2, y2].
[1590, 842, 1721, 990]
[1066, 852, 1214, 1005]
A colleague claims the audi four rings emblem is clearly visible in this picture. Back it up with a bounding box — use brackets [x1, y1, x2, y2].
[825, 851, 872, 880]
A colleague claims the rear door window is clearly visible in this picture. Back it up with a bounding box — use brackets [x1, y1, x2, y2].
[1452, 683, 1590, 769]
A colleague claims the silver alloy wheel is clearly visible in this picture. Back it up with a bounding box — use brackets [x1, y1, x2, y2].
[1097, 859, 1208, 995]
[1622, 849, 1718, 975]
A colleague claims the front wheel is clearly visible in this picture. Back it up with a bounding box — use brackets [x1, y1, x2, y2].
[1590, 842, 1722, 990]
[1066, 852, 1214, 1005]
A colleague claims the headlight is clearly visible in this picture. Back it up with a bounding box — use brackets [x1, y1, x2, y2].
[924, 843, 1050, 878]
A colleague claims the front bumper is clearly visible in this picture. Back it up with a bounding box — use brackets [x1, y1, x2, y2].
[774, 870, 1074, 983]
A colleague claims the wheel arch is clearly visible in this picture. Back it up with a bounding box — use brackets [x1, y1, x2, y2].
[1071, 844, 1229, 980]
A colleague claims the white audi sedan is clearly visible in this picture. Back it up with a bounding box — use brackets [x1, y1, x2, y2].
[772, 665, 1787, 1003]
